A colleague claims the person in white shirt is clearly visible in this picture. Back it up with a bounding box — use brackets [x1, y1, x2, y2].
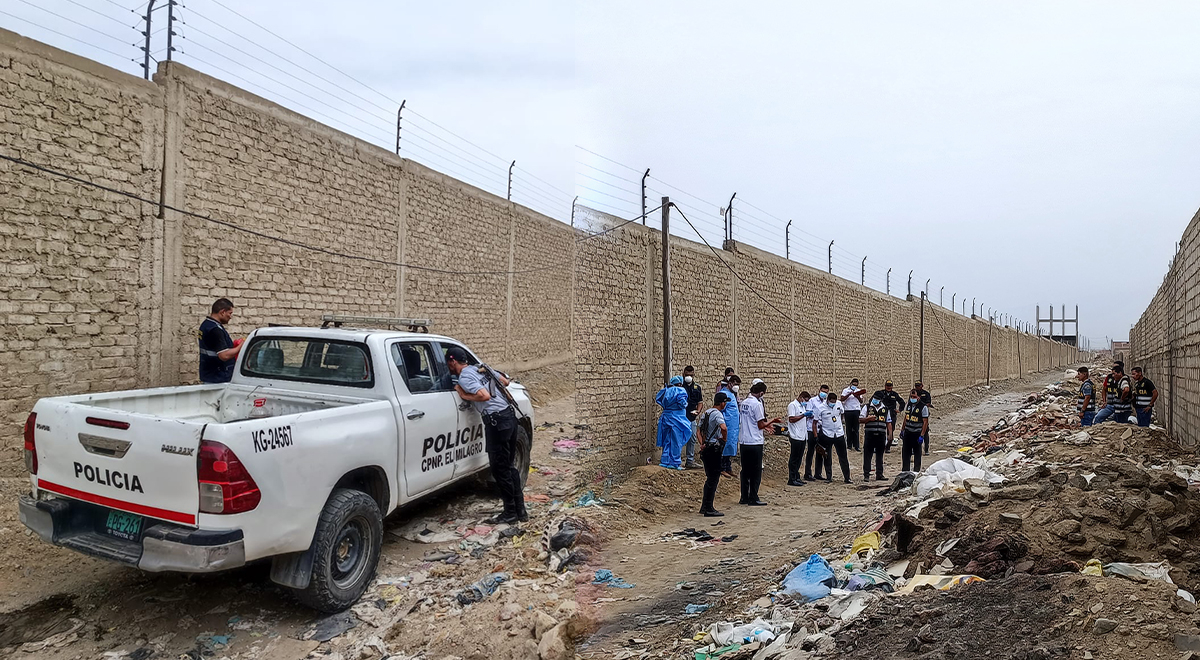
[813, 392, 851, 484]
[803, 384, 831, 481]
[841, 379, 866, 452]
[786, 392, 812, 487]
[738, 380, 780, 505]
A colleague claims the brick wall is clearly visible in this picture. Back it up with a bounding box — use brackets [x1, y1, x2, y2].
[0, 29, 163, 474]
[0, 34, 573, 474]
[577, 213, 1082, 478]
[1131, 207, 1200, 447]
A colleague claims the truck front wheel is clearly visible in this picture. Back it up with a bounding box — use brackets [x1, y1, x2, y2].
[295, 488, 383, 613]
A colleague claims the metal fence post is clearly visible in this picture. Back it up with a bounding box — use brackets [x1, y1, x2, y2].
[786, 220, 792, 259]
[395, 100, 406, 154]
[828, 241, 834, 274]
[641, 168, 650, 224]
[861, 257, 866, 285]
[887, 268, 892, 295]
[141, 0, 160, 80]
[507, 160, 515, 201]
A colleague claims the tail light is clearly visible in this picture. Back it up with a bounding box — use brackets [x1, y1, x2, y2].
[198, 440, 260, 514]
[23, 413, 37, 475]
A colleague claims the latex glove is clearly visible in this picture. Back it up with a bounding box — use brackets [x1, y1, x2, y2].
[918, 436, 925, 445]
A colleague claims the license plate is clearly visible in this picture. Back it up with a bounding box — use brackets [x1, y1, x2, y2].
[104, 510, 143, 541]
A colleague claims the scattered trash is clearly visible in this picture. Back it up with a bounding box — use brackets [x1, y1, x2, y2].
[304, 612, 357, 642]
[781, 554, 837, 602]
[845, 531, 882, 562]
[1103, 561, 1174, 585]
[684, 603, 711, 614]
[455, 572, 510, 605]
[895, 574, 985, 594]
[592, 569, 635, 589]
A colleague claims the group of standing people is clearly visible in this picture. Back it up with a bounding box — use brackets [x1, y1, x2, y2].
[1075, 360, 1158, 427]
[654, 367, 935, 517]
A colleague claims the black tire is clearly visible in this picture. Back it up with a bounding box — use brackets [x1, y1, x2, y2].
[514, 425, 532, 489]
[294, 488, 383, 613]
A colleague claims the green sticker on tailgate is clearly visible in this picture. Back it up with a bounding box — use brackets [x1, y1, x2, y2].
[104, 510, 143, 541]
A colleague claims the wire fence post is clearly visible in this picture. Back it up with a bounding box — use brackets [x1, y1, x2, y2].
[951, 293, 956, 314]
[987, 311, 994, 385]
[887, 268, 892, 295]
[395, 100, 406, 154]
[641, 168, 650, 225]
[506, 160, 515, 201]
[861, 257, 866, 285]
[725, 193, 736, 242]
[785, 220, 792, 259]
[165, 0, 176, 63]
[827, 241, 834, 274]
[939, 286, 944, 307]
[570, 195, 578, 228]
[907, 271, 913, 297]
[140, 0, 160, 80]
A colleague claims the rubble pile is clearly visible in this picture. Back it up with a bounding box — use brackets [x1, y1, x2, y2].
[674, 376, 1200, 660]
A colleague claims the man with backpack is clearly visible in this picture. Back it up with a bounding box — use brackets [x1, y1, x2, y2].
[698, 392, 732, 517]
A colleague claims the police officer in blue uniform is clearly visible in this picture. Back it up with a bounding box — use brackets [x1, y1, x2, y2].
[198, 298, 244, 383]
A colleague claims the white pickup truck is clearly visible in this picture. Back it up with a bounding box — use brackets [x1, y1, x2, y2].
[18, 318, 534, 612]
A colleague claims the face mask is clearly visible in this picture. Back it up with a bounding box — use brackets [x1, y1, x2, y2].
[819, 392, 828, 401]
[827, 401, 836, 408]
[684, 376, 693, 384]
[731, 385, 739, 393]
[871, 399, 880, 406]
[910, 397, 918, 404]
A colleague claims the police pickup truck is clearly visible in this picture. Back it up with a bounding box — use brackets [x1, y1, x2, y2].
[18, 316, 533, 612]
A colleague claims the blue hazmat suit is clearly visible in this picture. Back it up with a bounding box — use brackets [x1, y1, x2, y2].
[655, 384, 692, 469]
[719, 387, 740, 457]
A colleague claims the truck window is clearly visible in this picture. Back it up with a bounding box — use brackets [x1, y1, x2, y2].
[436, 343, 480, 386]
[391, 343, 452, 393]
[241, 338, 374, 388]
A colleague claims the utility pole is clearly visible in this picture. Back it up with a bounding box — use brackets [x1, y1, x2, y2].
[987, 312, 994, 385]
[661, 197, 672, 384]
[919, 292, 926, 383]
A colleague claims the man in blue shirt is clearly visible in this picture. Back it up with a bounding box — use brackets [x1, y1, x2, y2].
[198, 298, 244, 383]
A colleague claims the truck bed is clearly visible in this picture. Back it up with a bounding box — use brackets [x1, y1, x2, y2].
[67, 384, 376, 424]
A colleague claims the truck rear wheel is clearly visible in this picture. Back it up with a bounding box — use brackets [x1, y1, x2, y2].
[295, 488, 383, 613]
[515, 425, 531, 489]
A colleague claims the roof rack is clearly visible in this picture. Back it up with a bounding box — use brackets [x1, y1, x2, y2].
[320, 315, 432, 333]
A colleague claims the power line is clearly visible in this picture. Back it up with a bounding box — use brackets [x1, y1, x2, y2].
[0, 151, 661, 277]
[61, 0, 135, 28]
[575, 171, 638, 195]
[514, 165, 573, 199]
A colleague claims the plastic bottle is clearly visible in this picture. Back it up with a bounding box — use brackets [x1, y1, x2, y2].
[249, 397, 268, 420]
[455, 572, 509, 605]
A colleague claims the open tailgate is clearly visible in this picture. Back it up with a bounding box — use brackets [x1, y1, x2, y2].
[32, 399, 203, 526]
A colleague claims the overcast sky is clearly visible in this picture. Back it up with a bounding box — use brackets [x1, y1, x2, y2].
[9, 1, 1200, 343]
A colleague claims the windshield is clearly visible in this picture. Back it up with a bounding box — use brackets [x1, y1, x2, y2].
[241, 337, 374, 388]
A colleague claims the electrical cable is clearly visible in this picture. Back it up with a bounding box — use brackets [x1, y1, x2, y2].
[575, 183, 638, 206]
[0, 151, 662, 276]
[573, 145, 643, 174]
[0, 9, 130, 59]
[402, 121, 508, 170]
[575, 171, 639, 195]
[13, 0, 131, 45]
[511, 174, 574, 207]
[670, 204, 823, 338]
[514, 166, 574, 199]
[926, 297, 971, 351]
[62, 0, 134, 28]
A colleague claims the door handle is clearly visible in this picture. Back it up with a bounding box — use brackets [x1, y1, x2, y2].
[406, 409, 425, 420]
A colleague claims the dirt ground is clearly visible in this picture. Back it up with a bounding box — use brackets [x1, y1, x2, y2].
[4, 368, 1167, 660]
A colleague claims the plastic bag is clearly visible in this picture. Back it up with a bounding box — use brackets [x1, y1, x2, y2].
[1080, 559, 1103, 576]
[844, 532, 881, 563]
[914, 458, 1004, 498]
[781, 554, 836, 602]
[1104, 562, 1173, 584]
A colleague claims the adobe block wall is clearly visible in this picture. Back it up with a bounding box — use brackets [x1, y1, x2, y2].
[0, 29, 163, 475]
[1131, 207, 1200, 448]
[0, 37, 573, 474]
[577, 212, 1081, 478]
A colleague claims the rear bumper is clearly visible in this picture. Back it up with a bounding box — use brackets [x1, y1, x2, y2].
[18, 494, 245, 573]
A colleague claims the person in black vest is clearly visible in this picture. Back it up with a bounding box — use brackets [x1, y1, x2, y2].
[900, 388, 929, 472]
[860, 395, 889, 481]
[914, 381, 933, 455]
[1076, 367, 1097, 427]
[871, 380, 904, 451]
[198, 298, 244, 383]
[1095, 361, 1133, 424]
[681, 365, 704, 469]
[1130, 367, 1158, 428]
